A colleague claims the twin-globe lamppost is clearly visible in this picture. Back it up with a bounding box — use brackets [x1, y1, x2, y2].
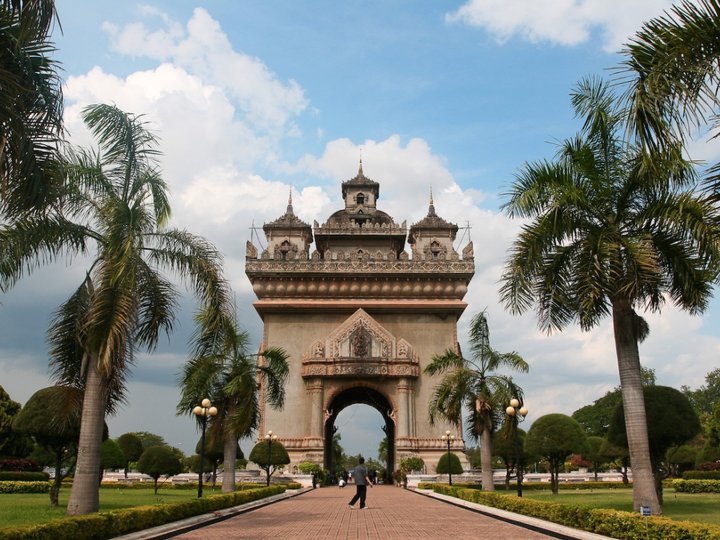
[505, 398, 529, 497]
[440, 430, 455, 485]
[264, 430, 278, 486]
[193, 398, 218, 498]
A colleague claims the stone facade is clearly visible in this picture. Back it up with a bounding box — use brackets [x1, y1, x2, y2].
[245, 162, 475, 475]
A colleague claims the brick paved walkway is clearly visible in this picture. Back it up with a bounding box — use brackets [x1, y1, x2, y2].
[172, 485, 570, 539]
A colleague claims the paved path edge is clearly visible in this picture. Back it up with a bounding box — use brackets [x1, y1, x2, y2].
[411, 488, 612, 540]
[114, 487, 313, 540]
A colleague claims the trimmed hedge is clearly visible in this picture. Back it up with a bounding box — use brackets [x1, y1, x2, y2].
[672, 479, 720, 493]
[0, 471, 49, 482]
[0, 485, 286, 540]
[682, 470, 720, 480]
[0, 481, 50, 494]
[417, 481, 632, 491]
[431, 484, 720, 540]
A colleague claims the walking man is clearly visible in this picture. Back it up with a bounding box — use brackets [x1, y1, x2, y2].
[348, 457, 373, 509]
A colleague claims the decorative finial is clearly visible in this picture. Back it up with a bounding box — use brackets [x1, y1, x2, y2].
[358, 151, 364, 177]
[428, 186, 436, 217]
[287, 187, 294, 215]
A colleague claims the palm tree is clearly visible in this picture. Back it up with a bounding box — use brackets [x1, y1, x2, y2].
[0, 0, 64, 217]
[499, 77, 720, 514]
[0, 103, 231, 515]
[424, 311, 529, 491]
[178, 310, 289, 493]
[622, 0, 720, 155]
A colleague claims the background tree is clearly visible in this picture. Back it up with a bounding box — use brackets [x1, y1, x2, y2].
[99, 438, 125, 476]
[436, 452, 463, 477]
[500, 77, 719, 513]
[116, 433, 143, 477]
[0, 104, 231, 515]
[377, 436, 388, 465]
[582, 436, 607, 480]
[599, 439, 630, 484]
[193, 433, 241, 487]
[609, 385, 701, 504]
[399, 456, 424, 474]
[178, 311, 288, 493]
[525, 414, 588, 494]
[136, 445, 182, 494]
[0, 0, 64, 217]
[248, 438, 289, 486]
[129, 432, 167, 451]
[492, 427, 527, 489]
[425, 311, 528, 491]
[667, 444, 698, 477]
[0, 385, 33, 458]
[11, 386, 82, 505]
[682, 368, 720, 419]
[572, 368, 656, 437]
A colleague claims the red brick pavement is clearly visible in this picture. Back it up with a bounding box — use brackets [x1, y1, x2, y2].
[173, 485, 564, 539]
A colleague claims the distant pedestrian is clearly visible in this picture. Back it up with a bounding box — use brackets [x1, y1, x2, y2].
[347, 457, 373, 509]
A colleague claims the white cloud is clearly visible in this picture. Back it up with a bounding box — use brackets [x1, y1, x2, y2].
[446, 0, 676, 52]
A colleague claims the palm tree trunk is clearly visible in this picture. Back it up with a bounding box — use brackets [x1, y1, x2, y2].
[612, 302, 662, 514]
[479, 415, 495, 491]
[67, 356, 107, 515]
[222, 409, 238, 493]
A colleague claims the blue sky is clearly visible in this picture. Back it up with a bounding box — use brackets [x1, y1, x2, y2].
[2, 0, 718, 463]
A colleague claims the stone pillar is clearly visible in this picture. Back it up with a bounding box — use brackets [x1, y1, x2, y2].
[306, 378, 324, 438]
[397, 378, 412, 438]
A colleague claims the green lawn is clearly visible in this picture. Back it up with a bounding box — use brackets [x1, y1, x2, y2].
[0, 486, 223, 529]
[520, 489, 720, 525]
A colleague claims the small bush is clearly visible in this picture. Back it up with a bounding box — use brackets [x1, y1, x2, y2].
[673, 479, 720, 493]
[0, 459, 41, 472]
[0, 481, 50, 493]
[683, 470, 720, 480]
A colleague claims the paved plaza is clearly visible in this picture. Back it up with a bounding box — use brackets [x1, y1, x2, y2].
[163, 485, 604, 539]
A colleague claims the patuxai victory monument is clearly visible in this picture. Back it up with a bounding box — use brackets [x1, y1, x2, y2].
[245, 162, 475, 477]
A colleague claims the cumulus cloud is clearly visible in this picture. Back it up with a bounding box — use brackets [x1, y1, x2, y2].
[446, 0, 676, 52]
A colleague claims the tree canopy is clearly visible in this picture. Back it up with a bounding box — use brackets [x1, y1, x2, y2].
[137, 446, 182, 494]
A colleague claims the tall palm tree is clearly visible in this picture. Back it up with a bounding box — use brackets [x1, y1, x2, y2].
[0, 0, 64, 217]
[622, 0, 720, 154]
[424, 311, 529, 491]
[499, 78, 720, 514]
[0, 104, 231, 515]
[178, 310, 289, 493]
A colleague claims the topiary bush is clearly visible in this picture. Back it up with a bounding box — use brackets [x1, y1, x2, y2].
[0, 471, 49, 482]
[673, 479, 720, 493]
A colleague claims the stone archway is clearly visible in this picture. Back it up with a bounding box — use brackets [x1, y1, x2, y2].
[323, 386, 395, 483]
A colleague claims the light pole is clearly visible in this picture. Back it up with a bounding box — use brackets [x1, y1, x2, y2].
[505, 398, 528, 497]
[193, 398, 217, 498]
[440, 430, 455, 485]
[264, 430, 278, 486]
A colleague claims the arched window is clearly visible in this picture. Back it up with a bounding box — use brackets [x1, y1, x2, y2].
[356, 193, 365, 205]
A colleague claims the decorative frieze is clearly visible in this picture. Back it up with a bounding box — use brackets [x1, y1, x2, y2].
[302, 359, 420, 378]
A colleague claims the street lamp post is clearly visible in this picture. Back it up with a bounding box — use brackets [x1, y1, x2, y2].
[505, 398, 528, 497]
[440, 430, 455, 485]
[193, 398, 218, 498]
[264, 430, 278, 487]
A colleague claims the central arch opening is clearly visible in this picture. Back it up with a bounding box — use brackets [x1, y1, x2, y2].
[324, 386, 395, 483]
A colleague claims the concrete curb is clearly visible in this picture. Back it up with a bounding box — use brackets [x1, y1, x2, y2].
[411, 488, 612, 540]
[114, 487, 312, 540]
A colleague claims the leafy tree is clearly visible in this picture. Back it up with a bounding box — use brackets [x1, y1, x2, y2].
[248, 438, 289, 486]
[572, 367, 656, 437]
[178, 311, 288, 493]
[0, 104, 231, 515]
[425, 311, 529, 491]
[436, 452, 463, 477]
[0, 385, 33, 457]
[399, 456, 424, 474]
[582, 436, 607, 480]
[682, 368, 720, 418]
[377, 436, 388, 465]
[100, 439, 125, 472]
[465, 446, 482, 469]
[129, 432, 167, 451]
[193, 433, 241, 486]
[492, 427, 527, 489]
[525, 414, 588, 494]
[500, 77, 719, 513]
[609, 385, 701, 505]
[667, 444, 698, 477]
[137, 445, 182, 494]
[116, 433, 143, 477]
[599, 439, 630, 484]
[0, 0, 64, 217]
[11, 386, 82, 505]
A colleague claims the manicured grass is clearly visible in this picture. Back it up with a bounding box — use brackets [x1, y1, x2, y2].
[0, 485, 222, 529]
[519, 488, 720, 525]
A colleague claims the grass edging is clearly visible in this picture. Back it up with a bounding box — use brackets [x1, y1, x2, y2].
[0, 485, 287, 540]
[431, 484, 720, 540]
